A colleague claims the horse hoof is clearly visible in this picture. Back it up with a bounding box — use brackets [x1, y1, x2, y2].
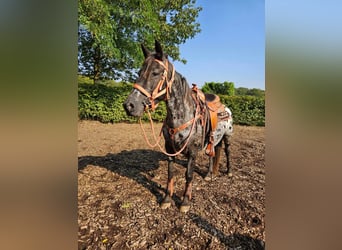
[180, 205, 190, 213]
[160, 202, 171, 209]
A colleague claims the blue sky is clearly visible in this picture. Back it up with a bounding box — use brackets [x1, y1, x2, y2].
[172, 0, 265, 90]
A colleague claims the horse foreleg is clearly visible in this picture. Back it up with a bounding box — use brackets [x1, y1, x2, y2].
[223, 134, 231, 174]
[180, 155, 194, 213]
[161, 156, 175, 209]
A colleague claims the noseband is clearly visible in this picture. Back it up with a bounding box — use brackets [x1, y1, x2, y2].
[133, 59, 175, 111]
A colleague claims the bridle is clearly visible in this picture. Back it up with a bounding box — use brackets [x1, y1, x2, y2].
[133, 58, 175, 111]
[133, 57, 202, 157]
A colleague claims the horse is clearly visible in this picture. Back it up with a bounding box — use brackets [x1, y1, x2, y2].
[123, 40, 233, 212]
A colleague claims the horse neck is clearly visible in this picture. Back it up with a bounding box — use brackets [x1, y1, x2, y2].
[165, 71, 195, 126]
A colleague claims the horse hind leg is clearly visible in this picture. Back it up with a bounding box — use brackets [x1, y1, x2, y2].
[204, 156, 214, 181]
[205, 139, 223, 181]
[223, 134, 231, 174]
[213, 141, 222, 176]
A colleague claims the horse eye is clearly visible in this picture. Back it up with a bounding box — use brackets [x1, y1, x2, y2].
[152, 71, 159, 76]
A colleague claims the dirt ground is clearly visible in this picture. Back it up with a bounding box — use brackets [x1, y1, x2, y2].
[78, 121, 265, 250]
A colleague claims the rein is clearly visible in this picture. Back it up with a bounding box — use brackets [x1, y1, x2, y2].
[139, 102, 201, 157]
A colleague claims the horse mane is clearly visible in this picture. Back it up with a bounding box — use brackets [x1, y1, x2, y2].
[173, 71, 192, 99]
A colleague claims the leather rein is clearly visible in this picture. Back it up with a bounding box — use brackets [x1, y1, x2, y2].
[133, 58, 202, 156]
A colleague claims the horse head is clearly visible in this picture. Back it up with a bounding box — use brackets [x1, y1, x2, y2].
[124, 40, 174, 117]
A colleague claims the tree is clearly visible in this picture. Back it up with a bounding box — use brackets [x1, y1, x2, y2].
[246, 88, 265, 97]
[235, 87, 265, 97]
[234, 87, 248, 96]
[201, 81, 235, 96]
[78, 27, 129, 82]
[78, 0, 202, 83]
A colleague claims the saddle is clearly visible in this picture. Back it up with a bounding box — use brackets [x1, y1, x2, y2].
[192, 84, 230, 156]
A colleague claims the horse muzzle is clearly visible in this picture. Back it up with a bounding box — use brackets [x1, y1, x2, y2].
[123, 98, 145, 117]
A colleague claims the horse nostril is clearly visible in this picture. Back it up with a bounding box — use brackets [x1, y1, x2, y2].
[128, 103, 134, 110]
[124, 101, 135, 113]
[124, 101, 134, 113]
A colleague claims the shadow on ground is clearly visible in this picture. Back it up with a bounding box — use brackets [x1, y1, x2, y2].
[79, 149, 169, 203]
[78, 149, 211, 207]
[189, 212, 265, 250]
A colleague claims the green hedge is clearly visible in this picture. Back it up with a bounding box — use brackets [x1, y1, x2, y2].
[79, 83, 131, 123]
[78, 83, 166, 123]
[78, 83, 265, 126]
[219, 95, 265, 126]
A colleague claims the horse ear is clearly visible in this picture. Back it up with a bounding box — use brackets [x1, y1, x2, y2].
[155, 40, 163, 60]
[141, 44, 151, 58]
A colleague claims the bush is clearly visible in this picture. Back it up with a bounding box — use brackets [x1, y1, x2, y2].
[78, 83, 166, 123]
[78, 83, 265, 126]
[219, 95, 265, 126]
[79, 83, 131, 122]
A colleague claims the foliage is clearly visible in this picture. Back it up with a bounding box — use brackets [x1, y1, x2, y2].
[219, 95, 265, 126]
[235, 87, 265, 97]
[78, 28, 122, 83]
[78, 82, 166, 123]
[78, 82, 132, 123]
[78, 74, 94, 85]
[202, 81, 235, 96]
[78, 81, 265, 126]
[201, 83, 265, 98]
[78, 0, 202, 82]
[78, 74, 127, 87]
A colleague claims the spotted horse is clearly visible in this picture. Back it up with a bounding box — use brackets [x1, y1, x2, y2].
[124, 41, 233, 212]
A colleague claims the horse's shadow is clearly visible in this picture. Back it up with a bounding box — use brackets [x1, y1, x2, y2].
[79, 149, 188, 205]
[79, 149, 168, 203]
[189, 212, 265, 250]
[78, 149, 211, 206]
